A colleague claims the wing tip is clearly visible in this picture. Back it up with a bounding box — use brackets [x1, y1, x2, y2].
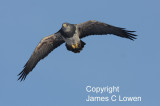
[17, 68, 28, 81]
[128, 32, 137, 41]
[122, 28, 138, 41]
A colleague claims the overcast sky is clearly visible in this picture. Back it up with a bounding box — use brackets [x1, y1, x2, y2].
[0, 0, 159, 106]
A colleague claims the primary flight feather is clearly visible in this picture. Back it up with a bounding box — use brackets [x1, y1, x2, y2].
[18, 20, 137, 81]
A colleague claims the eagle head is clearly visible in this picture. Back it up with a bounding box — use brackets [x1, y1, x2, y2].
[59, 23, 76, 38]
[61, 23, 73, 32]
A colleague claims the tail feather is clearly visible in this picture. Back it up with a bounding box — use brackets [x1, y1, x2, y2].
[80, 40, 86, 49]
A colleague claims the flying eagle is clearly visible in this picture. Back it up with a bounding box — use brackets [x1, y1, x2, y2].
[18, 20, 137, 81]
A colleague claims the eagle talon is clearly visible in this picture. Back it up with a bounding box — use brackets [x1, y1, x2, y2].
[72, 43, 78, 49]
[72, 44, 76, 49]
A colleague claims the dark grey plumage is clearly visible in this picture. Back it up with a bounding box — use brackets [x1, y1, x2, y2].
[77, 20, 137, 40]
[18, 20, 137, 81]
[18, 33, 64, 81]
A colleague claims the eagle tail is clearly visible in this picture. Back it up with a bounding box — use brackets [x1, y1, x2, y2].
[80, 40, 86, 49]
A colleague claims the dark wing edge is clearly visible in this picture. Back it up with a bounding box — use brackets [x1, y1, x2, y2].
[77, 20, 137, 40]
[18, 33, 64, 81]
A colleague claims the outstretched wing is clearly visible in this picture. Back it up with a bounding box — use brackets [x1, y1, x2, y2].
[77, 20, 137, 40]
[18, 33, 64, 81]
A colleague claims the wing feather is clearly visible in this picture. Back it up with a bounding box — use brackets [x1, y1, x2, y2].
[18, 33, 64, 81]
[77, 20, 137, 40]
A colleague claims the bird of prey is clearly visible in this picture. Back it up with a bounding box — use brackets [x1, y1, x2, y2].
[18, 20, 137, 81]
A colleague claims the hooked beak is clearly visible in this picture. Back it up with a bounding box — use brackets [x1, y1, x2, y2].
[63, 24, 67, 27]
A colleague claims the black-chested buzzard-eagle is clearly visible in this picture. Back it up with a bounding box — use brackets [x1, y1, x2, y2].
[18, 20, 137, 81]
